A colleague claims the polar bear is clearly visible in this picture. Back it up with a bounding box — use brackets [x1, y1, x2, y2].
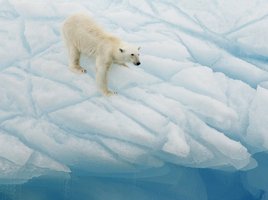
[62, 13, 141, 96]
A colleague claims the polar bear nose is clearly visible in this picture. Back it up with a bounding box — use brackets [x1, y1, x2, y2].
[136, 62, 141, 66]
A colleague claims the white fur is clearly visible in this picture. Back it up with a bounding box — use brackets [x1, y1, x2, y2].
[62, 13, 141, 96]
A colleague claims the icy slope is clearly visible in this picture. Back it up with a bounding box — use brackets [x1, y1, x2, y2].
[0, 0, 268, 184]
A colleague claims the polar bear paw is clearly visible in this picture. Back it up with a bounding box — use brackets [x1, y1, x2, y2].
[104, 90, 117, 96]
[70, 66, 87, 74]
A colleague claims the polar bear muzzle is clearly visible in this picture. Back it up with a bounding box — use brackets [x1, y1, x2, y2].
[131, 54, 141, 66]
[135, 61, 141, 66]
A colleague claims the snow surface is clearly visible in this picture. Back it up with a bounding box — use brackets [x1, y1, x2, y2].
[0, 0, 268, 199]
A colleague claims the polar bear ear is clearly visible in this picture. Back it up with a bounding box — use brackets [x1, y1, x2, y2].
[119, 48, 125, 53]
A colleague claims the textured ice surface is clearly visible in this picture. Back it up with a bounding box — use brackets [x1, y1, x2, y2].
[0, 0, 268, 199]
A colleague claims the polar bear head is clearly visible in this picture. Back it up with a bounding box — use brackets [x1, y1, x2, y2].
[118, 43, 141, 66]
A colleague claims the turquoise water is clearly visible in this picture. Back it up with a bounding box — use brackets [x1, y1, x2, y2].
[1, 153, 267, 200]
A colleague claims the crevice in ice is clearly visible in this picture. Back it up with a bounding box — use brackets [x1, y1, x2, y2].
[224, 14, 268, 35]
[50, 116, 151, 157]
[144, 0, 160, 15]
[0, 1, 18, 19]
[19, 18, 31, 54]
[28, 71, 85, 95]
[41, 97, 91, 117]
[156, 1, 202, 28]
[176, 34, 198, 63]
[30, 41, 62, 59]
[25, 75, 38, 117]
[44, 112, 153, 154]
[98, 98, 159, 137]
[95, 138, 144, 169]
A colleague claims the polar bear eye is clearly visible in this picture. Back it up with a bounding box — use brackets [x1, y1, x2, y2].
[131, 54, 134, 56]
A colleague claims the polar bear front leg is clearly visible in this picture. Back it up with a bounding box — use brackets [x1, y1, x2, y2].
[68, 45, 87, 74]
[96, 59, 116, 96]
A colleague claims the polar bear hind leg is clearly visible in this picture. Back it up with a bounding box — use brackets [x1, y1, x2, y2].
[68, 44, 87, 74]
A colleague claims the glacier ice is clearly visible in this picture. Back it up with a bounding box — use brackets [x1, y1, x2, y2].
[0, 0, 268, 199]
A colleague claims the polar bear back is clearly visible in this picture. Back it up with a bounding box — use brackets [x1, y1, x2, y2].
[62, 14, 115, 56]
